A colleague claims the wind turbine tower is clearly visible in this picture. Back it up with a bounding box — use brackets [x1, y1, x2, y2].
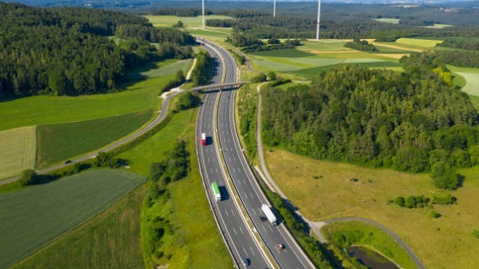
[316, 0, 321, 40]
[202, 0, 205, 29]
[274, 0, 276, 18]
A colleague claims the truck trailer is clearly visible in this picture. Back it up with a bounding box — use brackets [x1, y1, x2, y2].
[261, 204, 277, 225]
[212, 182, 221, 202]
[201, 133, 206, 146]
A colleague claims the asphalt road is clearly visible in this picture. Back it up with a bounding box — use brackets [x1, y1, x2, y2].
[197, 42, 271, 269]
[204, 40, 315, 269]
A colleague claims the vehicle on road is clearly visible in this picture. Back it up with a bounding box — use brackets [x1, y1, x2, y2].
[64, 160, 72, 164]
[261, 204, 277, 225]
[276, 243, 285, 250]
[259, 216, 267, 222]
[201, 133, 207, 146]
[212, 182, 221, 202]
[242, 257, 250, 266]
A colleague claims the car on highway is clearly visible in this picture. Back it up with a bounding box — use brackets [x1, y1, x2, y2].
[64, 160, 72, 164]
[242, 257, 250, 266]
[276, 243, 285, 251]
[259, 216, 267, 222]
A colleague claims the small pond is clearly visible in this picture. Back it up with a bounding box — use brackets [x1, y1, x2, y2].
[347, 246, 401, 269]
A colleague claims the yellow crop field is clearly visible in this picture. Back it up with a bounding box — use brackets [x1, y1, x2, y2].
[0, 126, 36, 179]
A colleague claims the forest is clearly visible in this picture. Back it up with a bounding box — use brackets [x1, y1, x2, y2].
[437, 39, 479, 51]
[261, 52, 479, 188]
[344, 38, 378, 52]
[0, 2, 195, 99]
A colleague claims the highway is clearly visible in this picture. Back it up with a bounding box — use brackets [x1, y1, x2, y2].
[197, 42, 271, 269]
[201, 40, 315, 268]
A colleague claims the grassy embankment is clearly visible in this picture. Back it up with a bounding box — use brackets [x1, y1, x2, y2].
[0, 169, 145, 269]
[36, 111, 152, 168]
[0, 127, 36, 180]
[264, 148, 479, 269]
[116, 95, 233, 268]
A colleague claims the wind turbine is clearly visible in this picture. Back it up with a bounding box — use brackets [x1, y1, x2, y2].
[316, 0, 321, 40]
[274, 0, 276, 18]
[202, 0, 205, 29]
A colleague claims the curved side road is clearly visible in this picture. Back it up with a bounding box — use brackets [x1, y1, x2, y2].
[255, 83, 426, 269]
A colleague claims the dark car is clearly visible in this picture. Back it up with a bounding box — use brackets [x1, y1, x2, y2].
[242, 257, 250, 266]
[259, 216, 267, 222]
[64, 160, 72, 164]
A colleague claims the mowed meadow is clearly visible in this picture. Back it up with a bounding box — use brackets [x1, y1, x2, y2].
[0, 169, 145, 269]
[265, 148, 479, 269]
[0, 126, 36, 180]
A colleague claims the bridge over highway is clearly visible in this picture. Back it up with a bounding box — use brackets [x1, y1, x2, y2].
[187, 81, 249, 92]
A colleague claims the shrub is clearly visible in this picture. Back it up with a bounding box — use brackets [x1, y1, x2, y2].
[472, 229, 479, 238]
[431, 162, 462, 190]
[20, 169, 37, 186]
[429, 211, 441, 218]
[251, 73, 267, 83]
[267, 71, 277, 81]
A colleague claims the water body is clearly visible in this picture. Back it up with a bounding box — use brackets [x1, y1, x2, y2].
[348, 246, 400, 269]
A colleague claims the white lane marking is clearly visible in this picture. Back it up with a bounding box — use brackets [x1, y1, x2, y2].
[231, 209, 235, 216]
[250, 247, 256, 256]
[269, 226, 274, 232]
[225, 210, 229, 217]
[243, 248, 248, 256]
[239, 226, 244, 234]
[249, 192, 254, 199]
[252, 208, 257, 215]
[262, 226, 267, 233]
[233, 227, 237, 235]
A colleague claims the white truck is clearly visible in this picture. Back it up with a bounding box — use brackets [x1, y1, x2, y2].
[261, 204, 277, 225]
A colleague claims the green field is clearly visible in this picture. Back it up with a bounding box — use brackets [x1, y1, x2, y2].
[11, 185, 145, 269]
[373, 18, 400, 24]
[449, 66, 479, 97]
[145, 15, 233, 27]
[321, 221, 419, 269]
[0, 75, 174, 132]
[188, 28, 231, 39]
[265, 148, 479, 269]
[117, 94, 233, 268]
[126, 59, 192, 80]
[0, 169, 145, 269]
[36, 111, 153, 168]
[423, 24, 453, 29]
[0, 126, 36, 180]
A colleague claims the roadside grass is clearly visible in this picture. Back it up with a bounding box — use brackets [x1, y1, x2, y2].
[117, 94, 233, 268]
[10, 185, 145, 269]
[274, 82, 311, 91]
[0, 126, 36, 180]
[0, 169, 145, 269]
[144, 15, 233, 27]
[188, 29, 230, 39]
[36, 111, 153, 169]
[264, 148, 479, 269]
[373, 18, 400, 24]
[126, 59, 192, 80]
[321, 221, 419, 269]
[0, 75, 173, 131]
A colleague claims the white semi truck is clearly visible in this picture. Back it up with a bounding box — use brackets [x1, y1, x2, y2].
[261, 204, 277, 225]
[212, 182, 221, 202]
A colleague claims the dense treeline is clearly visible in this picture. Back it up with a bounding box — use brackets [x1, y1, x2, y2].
[437, 39, 479, 51]
[399, 17, 435, 27]
[344, 38, 378, 52]
[262, 53, 479, 186]
[206, 19, 235, 28]
[191, 51, 213, 86]
[227, 32, 300, 52]
[435, 50, 479, 68]
[238, 85, 258, 160]
[150, 8, 212, 17]
[0, 2, 195, 99]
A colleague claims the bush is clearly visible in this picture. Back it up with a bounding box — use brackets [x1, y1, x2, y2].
[20, 169, 37, 186]
[176, 92, 200, 110]
[267, 71, 277, 81]
[429, 211, 441, 218]
[432, 194, 456, 205]
[431, 162, 462, 190]
[393, 196, 405, 207]
[251, 73, 267, 83]
[472, 229, 479, 238]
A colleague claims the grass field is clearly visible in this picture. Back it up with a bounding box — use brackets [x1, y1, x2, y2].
[321, 221, 419, 269]
[126, 59, 192, 80]
[36, 111, 153, 168]
[0, 169, 145, 269]
[0, 126, 36, 180]
[11, 185, 145, 269]
[0, 75, 173, 132]
[373, 18, 400, 24]
[145, 15, 233, 27]
[423, 24, 453, 29]
[264, 148, 479, 269]
[449, 66, 479, 97]
[188, 28, 231, 39]
[117, 94, 233, 268]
